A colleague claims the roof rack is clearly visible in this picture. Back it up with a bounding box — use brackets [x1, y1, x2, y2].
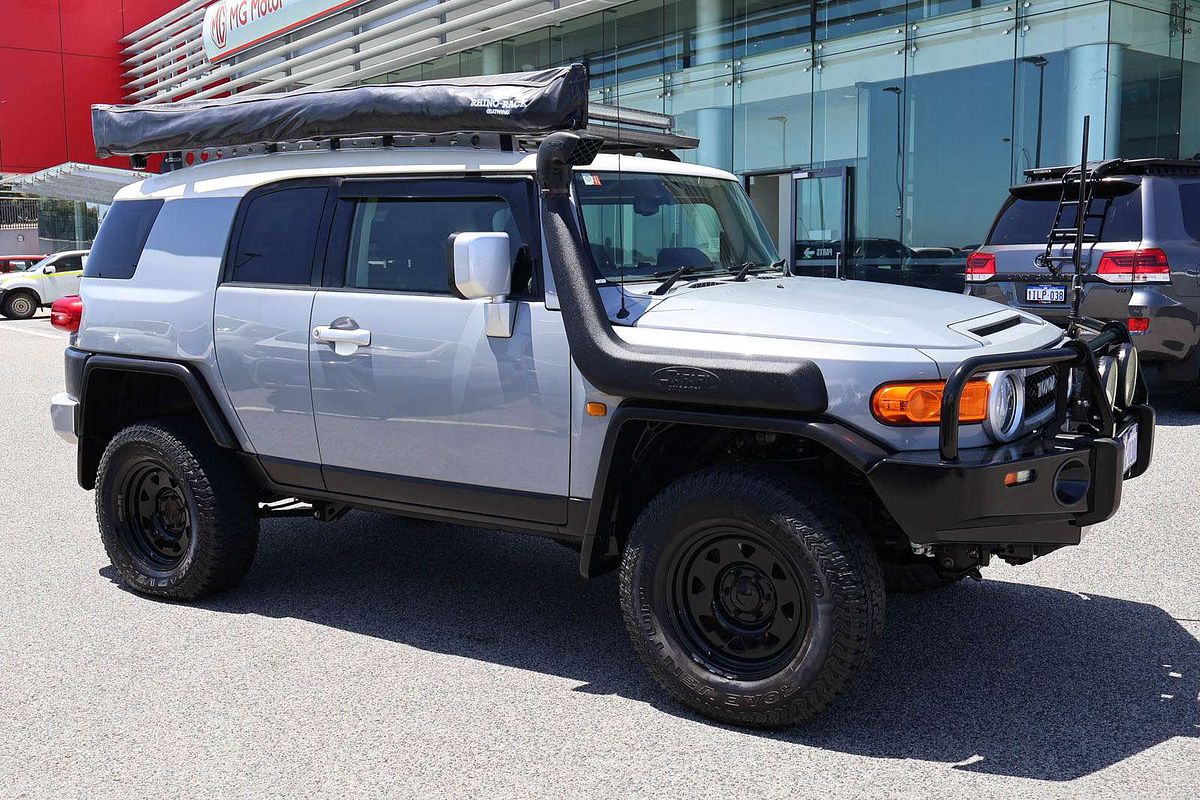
[92, 64, 697, 170]
[1024, 157, 1200, 182]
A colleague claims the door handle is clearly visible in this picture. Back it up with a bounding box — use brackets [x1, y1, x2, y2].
[313, 324, 371, 355]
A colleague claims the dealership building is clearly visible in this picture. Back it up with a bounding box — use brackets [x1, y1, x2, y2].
[6, 0, 1200, 284]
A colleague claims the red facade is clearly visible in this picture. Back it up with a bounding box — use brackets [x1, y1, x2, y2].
[0, 0, 178, 174]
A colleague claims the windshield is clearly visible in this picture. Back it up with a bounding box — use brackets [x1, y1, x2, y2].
[574, 171, 779, 283]
[22, 256, 53, 272]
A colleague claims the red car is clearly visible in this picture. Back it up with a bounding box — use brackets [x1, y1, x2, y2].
[0, 254, 47, 273]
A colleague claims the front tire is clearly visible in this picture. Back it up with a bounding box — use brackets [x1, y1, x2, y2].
[96, 418, 259, 600]
[619, 467, 885, 727]
[2, 291, 37, 319]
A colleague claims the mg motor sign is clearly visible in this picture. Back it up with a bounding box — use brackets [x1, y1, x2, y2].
[203, 0, 369, 63]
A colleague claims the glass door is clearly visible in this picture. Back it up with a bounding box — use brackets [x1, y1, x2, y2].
[791, 166, 850, 278]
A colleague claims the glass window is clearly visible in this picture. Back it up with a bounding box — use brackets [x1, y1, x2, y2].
[344, 196, 535, 294]
[988, 187, 1143, 245]
[231, 187, 328, 285]
[83, 199, 163, 279]
[574, 171, 778, 282]
[1178, 183, 1200, 240]
[56, 255, 84, 272]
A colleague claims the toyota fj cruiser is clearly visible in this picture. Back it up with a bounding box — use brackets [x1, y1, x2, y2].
[51, 67, 1153, 727]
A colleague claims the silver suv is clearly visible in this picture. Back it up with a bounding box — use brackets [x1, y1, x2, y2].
[50, 67, 1153, 728]
[967, 160, 1200, 402]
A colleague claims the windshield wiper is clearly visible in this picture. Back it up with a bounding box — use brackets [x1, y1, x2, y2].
[649, 266, 699, 295]
[732, 258, 787, 281]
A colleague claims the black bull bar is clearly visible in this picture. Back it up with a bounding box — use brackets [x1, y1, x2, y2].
[937, 322, 1134, 461]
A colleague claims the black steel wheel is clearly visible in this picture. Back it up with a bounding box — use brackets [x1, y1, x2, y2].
[96, 418, 258, 600]
[620, 467, 884, 727]
[667, 527, 809, 681]
[115, 460, 195, 574]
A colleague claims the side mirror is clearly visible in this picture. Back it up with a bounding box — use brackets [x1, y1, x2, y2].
[450, 232, 516, 339]
[450, 232, 511, 299]
[43, 265, 56, 275]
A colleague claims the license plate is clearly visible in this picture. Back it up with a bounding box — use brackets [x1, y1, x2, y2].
[1026, 284, 1066, 304]
[1120, 424, 1139, 473]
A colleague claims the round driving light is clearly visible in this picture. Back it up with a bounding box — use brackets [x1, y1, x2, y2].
[1114, 343, 1139, 407]
[1053, 458, 1091, 506]
[983, 370, 1025, 442]
[1096, 355, 1119, 408]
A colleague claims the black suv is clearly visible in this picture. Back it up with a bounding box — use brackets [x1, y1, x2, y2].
[967, 159, 1200, 402]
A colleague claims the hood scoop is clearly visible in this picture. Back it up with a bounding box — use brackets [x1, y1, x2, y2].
[969, 315, 1023, 337]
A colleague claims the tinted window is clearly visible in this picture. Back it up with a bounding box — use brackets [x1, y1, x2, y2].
[55, 255, 83, 272]
[83, 199, 163, 279]
[989, 187, 1142, 245]
[344, 196, 535, 294]
[231, 187, 328, 285]
[1178, 183, 1200, 240]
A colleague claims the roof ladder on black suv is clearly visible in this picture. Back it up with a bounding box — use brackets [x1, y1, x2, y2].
[1033, 116, 1124, 335]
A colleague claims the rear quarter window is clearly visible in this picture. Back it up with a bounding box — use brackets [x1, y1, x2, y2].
[1177, 183, 1200, 240]
[83, 199, 164, 279]
[988, 186, 1142, 245]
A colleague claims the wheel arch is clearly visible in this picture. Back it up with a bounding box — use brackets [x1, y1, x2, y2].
[76, 354, 240, 490]
[578, 403, 894, 579]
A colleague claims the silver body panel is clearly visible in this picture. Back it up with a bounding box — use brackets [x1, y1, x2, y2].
[309, 291, 572, 497]
[214, 286, 321, 464]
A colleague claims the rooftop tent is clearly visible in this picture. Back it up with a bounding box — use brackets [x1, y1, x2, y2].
[92, 65, 590, 158]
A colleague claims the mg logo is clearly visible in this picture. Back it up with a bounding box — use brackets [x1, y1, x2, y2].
[208, 8, 229, 50]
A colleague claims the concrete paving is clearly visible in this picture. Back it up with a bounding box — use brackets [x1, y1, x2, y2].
[1, 314, 1197, 799]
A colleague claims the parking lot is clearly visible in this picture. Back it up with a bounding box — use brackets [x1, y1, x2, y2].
[1, 314, 1197, 800]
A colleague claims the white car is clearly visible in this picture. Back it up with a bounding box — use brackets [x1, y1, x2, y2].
[0, 250, 88, 319]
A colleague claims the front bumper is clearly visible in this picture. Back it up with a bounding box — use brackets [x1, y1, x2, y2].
[867, 323, 1154, 547]
[50, 391, 80, 444]
[868, 404, 1154, 546]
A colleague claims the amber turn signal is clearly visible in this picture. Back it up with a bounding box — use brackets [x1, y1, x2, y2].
[585, 402, 608, 417]
[871, 380, 990, 426]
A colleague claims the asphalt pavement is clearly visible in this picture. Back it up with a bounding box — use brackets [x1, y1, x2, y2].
[1, 314, 1197, 799]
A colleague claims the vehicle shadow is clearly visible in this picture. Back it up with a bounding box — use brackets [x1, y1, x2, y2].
[1145, 387, 1200, 427]
[104, 512, 1200, 781]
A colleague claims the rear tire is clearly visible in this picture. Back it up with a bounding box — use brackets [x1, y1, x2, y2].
[2, 291, 37, 319]
[619, 467, 885, 727]
[96, 418, 259, 600]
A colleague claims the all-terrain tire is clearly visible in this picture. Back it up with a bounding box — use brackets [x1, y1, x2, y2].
[1, 290, 37, 319]
[619, 466, 885, 728]
[96, 417, 259, 600]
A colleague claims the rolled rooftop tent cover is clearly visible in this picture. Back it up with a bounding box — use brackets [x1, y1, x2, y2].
[93, 64, 589, 158]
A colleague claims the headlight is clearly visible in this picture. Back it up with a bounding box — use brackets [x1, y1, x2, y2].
[983, 370, 1024, 442]
[1114, 343, 1139, 407]
[1096, 355, 1119, 408]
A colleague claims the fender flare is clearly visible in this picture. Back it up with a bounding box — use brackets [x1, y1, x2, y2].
[577, 403, 893, 578]
[75, 352, 240, 488]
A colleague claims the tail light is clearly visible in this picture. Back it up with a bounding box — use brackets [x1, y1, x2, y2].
[1096, 248, 1171, 283]
[50, 295, 83, 333]
[1127, 316, 1150, 333]
[965, 252, 996, 282]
